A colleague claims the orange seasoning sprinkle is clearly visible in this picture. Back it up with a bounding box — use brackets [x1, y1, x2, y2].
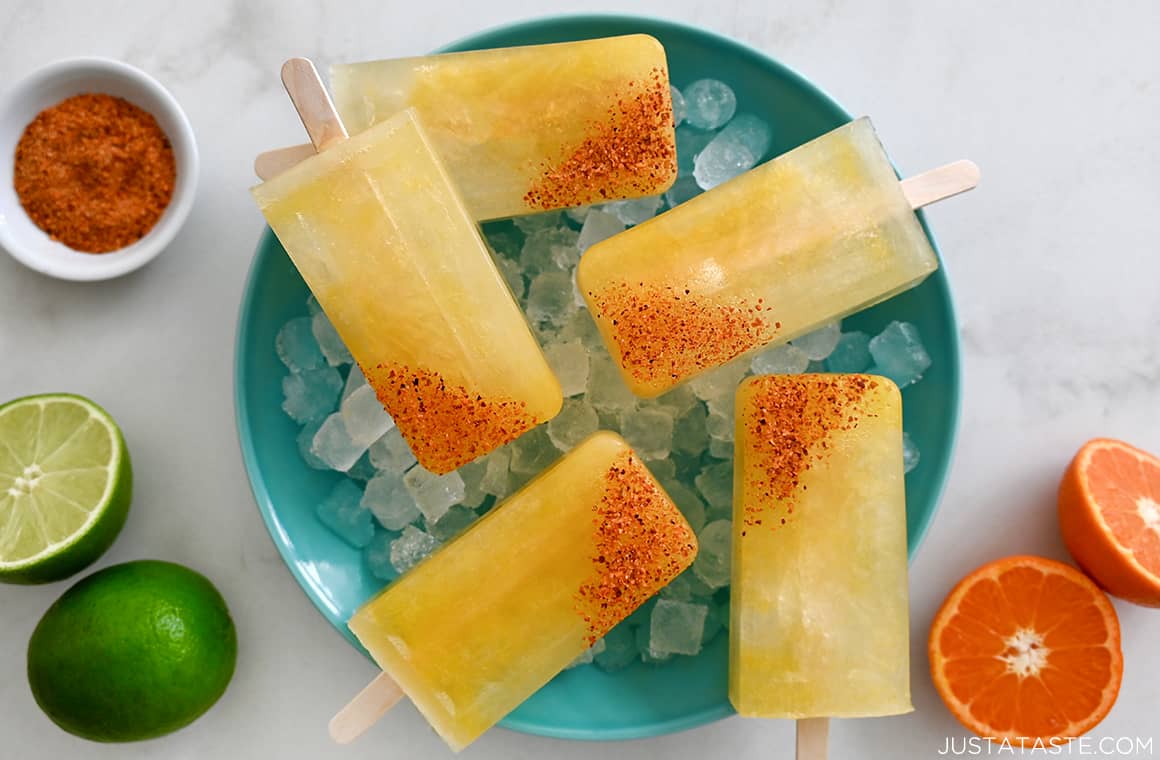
[741, 375, 875, 531]
[365, 362, 538, 474]
[573, 451, 698, 645]
[13, 94, 176, 253]
[524, 67, 676, 210]
[589, 281, 777, 388]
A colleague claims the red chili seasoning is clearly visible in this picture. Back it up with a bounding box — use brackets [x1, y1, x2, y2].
[741, 375, 874, 531]
[589, 280, 776, 388]
[13, 93, 176, 253]
[524, 68, 676, 210]
[365, 362, 538, 475]
[574, 451, 697, 644]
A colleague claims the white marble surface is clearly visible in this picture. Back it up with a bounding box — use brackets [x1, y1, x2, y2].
[2, 1, 1159, 758]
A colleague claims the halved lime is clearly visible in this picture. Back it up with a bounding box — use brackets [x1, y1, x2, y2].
[0, 394, 131, 584]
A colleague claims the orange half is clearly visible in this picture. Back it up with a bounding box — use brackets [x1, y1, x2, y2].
[1059, 438, 1160, 606]
[928, 555, 1122, 746]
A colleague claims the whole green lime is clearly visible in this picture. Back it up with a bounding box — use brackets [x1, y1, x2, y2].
[27, 560, 237, 742]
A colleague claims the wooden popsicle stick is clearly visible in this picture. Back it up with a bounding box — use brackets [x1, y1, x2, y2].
[253, 143, 315, 180]
[796, 718, 829, 760]
[329, 671, 405, 744]
[901, 159, 980, 209]
[280, 57, 348, 151]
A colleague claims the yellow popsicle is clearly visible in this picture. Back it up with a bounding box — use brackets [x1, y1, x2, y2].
[330, 35, 677, 221]
[730, 374, 911, 718]
[252, 109, 561, 474]
[348, 431, 697, 750]
[577, 117, 938, 398]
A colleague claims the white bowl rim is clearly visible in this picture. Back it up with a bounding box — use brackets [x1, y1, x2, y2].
[0, 56, 199, 281]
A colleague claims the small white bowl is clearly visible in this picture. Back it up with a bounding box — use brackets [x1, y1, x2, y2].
[0, 58, 198, 281]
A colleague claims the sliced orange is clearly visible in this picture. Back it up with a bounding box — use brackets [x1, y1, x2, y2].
[929, 555, 1122, 746]
[1059, 438, 1160, 606]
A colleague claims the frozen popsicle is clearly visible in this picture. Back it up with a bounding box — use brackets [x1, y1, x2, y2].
[730, 374, 911, 725]
[252, 60, 562, 474]
[343, 431, 698, 750]
[577, 117, 978, 397]
[321, 34, 677, 220]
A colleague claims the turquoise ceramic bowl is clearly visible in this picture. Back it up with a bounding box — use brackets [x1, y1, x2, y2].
[235, 14, 961, 742]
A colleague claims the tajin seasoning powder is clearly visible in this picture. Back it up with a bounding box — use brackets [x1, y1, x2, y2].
[13, 93, 177, 253]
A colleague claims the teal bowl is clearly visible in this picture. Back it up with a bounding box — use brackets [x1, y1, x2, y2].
[235, 14, 961, 742]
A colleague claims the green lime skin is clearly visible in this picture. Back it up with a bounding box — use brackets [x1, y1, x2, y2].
[27, 560, 237, 742]
[0, 393, 132, 585]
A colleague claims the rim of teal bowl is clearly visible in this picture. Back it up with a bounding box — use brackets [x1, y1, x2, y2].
[234, 12, 962, 743]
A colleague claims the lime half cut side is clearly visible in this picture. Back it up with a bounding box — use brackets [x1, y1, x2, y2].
[0, 394, 132, 584]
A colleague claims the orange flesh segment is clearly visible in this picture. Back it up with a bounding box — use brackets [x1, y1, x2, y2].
[1084, 445, 1160, 577]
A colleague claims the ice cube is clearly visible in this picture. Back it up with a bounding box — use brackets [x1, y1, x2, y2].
[514, 211, 565, 235]
[577, 209, 625, 252]
[559, 309, 604, 350]
[341, 384, 395, 449]
[547, 398, 600, 451]
[646, 457, 677, 482]
[661, 479, 707, 534]
[482, 220, 523, 259]
[672, 403, 708, 456]
[587, 356, 637, 414]
[543, 339, 590, 397]
[390, 525, 441, 574]
[342, 364, 367, 401]
[750, 343, 810, 375]
[368, 427, 417, 474]
[296, 419, 329, 470]
[705, 410, 734, 442]
[480, 449, 512, 498]
[565, 205, 591, 225]
[657, 384, 699, 417]
[426, 505, 479, 541]
[688, 358, 750, 405]
[315, 480, 374, 548]
[869, 321, 932, 388]
[695, 461, 733, 514]
[496, 256, 526, 300]
[826, 330, 873, 373]
[675, 126, 716, 176]
[692, 519, 732, 589]
[306, 293, 322, 316]
[664, 175, 704, 208]
[701, 600, 728, 645]
[708, 437, 734, 460]
[520, 226, 578, 274]
[635, 623, 673, 664]
[403, 467, 465, 523]
[282, 366, 343, 424]
[903, 432, 921, 474]
[682, 79, 737, 130]
[594, 623, 637, 673]
[693, 114, 772, 190]
[527, 271, 577, 326]
[620, 407, 675, 461]
[346, 453, 378, 482]
[312, 412, 369, 472]
[670, 84, 686, 127]
[276, 316, 326, 372]
[565, 638, 607, 670]
[649, 599, 709, 656]
[605, 195, 663, 226]
[509, 426, 561, 475]
[364, 532, 399, 582]
[791, 321, 842, 361]
[363, 470, 420, 530]
[311, 310, 353, 367]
